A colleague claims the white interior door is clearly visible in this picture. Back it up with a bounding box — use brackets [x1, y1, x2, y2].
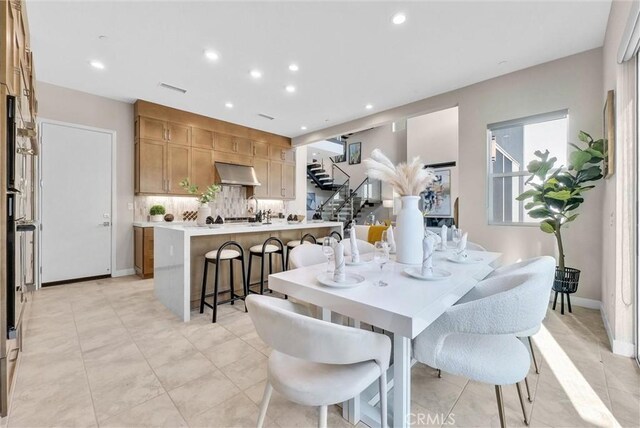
[40, 122, 112, 283]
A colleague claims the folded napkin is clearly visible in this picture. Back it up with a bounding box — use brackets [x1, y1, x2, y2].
[456, 232, 469, 260]
[440, 225, 448, 250]
[350, 232, 360, 263]
[333, 241, 346, 282]
[387, 226, 396, 253]
[422, 235, 435, 277]
[425, 229, 441, 244]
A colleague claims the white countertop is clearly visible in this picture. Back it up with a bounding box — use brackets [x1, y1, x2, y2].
[153, 220, 343, 237]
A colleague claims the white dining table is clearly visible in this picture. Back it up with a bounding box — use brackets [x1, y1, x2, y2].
[267, 249, 502, 428]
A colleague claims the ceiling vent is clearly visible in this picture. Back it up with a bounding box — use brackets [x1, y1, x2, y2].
[258, 113, 275, 120]
[159, 82, 187, 94]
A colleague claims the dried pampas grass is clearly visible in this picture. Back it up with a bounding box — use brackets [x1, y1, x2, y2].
[364, 149, 436, 196]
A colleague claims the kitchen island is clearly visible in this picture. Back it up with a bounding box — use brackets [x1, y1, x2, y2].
[154, 221, 343, 321]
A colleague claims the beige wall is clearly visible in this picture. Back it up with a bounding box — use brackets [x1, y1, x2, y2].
[407, 107, 459, 208]
[295, 48, 605, 302]
[37, 82, 135, 275]
[601, 0, 635, 354]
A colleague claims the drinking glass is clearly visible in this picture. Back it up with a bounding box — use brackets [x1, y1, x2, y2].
[380, 229, 388, 245]
[322, 237, 334, 273]
[452, 228, 463, 245]
[373, 241, 390, 287]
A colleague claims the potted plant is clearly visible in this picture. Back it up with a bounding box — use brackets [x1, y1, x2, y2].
[516, 131, 605, 313]
[149, 205, 166, 222]
[180, 178, 221, 226]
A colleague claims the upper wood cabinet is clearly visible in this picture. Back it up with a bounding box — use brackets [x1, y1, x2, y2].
[134, 101, 294, 197]
[192, 127, 214, 149]
[269, 145, 295, 163]
[253, 141, 269, 158]
[167, 144, 191, 194]
[167, 122, 190, 146]
[139, 116, 166, 141]
[191, 148, 215, 190]
[136, 139, 166, 194]
[138, 116, 191, 146]
[252, 158, 270, 198]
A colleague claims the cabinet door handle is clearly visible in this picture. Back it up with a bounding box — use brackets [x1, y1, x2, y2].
[168, 128, 172, 141]
[281, 151, 285, 160]
[253, 146, 256, 156]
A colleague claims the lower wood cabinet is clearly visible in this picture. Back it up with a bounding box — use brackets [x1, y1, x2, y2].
[134, 226, 154, 279]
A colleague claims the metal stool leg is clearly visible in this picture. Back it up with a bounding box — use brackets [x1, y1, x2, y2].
[561, 292, 565, 315]
[524, 376, 532, 402]
[241, 255, 248, 312]
[212, 260, 220, 323]
[247, 253, 253, 294]
[268, 253, 273, 293]
[566, 293, 572, 313]
[260, 252, 266, 295]
[552, 291, 558, 310]
[229, 258, 235, 305]
[200, 260, 209, 314]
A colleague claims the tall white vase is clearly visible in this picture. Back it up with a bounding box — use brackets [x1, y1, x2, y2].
[395, 196, 424, 264]
[196, 204, 211, 227]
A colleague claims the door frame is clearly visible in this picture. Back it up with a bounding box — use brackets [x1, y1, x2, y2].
[37, 118, 117, 287]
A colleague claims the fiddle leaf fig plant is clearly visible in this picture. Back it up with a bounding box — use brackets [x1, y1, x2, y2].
[179, 178, 221, 205]
[516, 131, 605, 271]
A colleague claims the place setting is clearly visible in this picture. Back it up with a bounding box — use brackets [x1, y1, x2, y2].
[317, 238, 366, 288]
[404, 233, 452, 281]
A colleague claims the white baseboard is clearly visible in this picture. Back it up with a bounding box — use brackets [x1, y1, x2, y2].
[112, 268, 135, 277]
[600, 303, 636, 358]
[548, 294, 601, 309]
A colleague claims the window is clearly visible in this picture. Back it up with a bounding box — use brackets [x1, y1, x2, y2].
[487, 110, 568, 225]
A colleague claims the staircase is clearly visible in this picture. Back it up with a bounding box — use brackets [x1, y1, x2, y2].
[308, 159, 382, 229]
[307, 163, 340, 191]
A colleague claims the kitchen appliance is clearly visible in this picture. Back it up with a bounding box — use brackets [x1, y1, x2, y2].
[214, 162, 261, 186]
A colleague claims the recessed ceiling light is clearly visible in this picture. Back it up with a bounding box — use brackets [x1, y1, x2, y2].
[289, 63, 299, 72]
[301, 126, 307, 130]
[392, 12, 406, 25]
[285, 85, 296, 93]
[312, 152, 317, 156]
[204, 50, 219, 61]
[250, 69, 262, 79]
[225, 102, 233, 108]
[89, 60, 105, 70]
[365, 104, 373, 110]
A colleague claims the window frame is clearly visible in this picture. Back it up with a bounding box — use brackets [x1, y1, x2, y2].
[486, 109, 569, 227]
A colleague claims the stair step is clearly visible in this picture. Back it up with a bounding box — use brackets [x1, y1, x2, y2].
[309, 167, 323, 172]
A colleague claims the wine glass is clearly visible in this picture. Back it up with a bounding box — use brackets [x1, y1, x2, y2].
[380, 229, 388, 245]
[322, 237, 334, 273]
[452, 228, 462, 245]
[373, 241, 390, 287]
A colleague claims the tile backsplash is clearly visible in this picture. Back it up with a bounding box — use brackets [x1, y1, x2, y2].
[134, 186, 291, 222]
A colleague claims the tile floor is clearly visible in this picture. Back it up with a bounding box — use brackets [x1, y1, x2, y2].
[4, 276, 640, 427]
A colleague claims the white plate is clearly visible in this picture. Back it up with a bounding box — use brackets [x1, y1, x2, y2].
[446, 255, 483, 264]
[404, 267, 452, 281]
[316, 272, 366, 288]
[345, 257, 373, 266]
[207, 224, 223, 228]
[287, 221, 301, 224]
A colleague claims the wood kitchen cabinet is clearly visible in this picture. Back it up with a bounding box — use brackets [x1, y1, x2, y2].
[136, 139, 166, 194]
[192, 127, 214, 149]
[134, 227, 154, 279]
[191, 148, 215, 190]
[269, 145, 295, 163]
[167, 144, 191, 194]
[138, 115, 191, 146]
[134, 101, 294, 198]
[135, 139, 191, 195]
[253, 141, 269, 158]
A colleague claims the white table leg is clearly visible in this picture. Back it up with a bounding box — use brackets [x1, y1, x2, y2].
[393, 335, 411, 428]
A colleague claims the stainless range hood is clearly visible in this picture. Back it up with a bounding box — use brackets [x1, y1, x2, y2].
[215, 162, 261, 186]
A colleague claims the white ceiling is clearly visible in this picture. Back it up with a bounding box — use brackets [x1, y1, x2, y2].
[27, 1, 611, 138]
[307, 140, 343, 163]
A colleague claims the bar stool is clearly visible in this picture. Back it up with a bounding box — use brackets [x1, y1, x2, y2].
[200, 241, 247, 323]
[316, 231, 343, 244]
[285, 233, 317, 269]
[247, 237, 285, 295]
